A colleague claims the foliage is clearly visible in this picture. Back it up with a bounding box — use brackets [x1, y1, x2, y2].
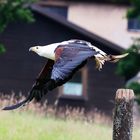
[126, 82, 140, 104]
[116, 38, 140, 80]
[126, 0, 140, 19]
[0, 0, 35, 32]
[117, 38, 140, 103]
[0, 0, 36, 53]
[0, 43, 6, 54]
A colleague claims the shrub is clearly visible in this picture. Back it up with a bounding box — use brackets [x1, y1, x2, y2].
[0, 0, 36, 54]
[116, 41, 140, 80]
[126, 82, 140, 104]
[126, 0, 140, 19]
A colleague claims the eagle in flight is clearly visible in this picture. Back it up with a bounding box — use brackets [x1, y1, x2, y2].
[2, 39, 128, 110]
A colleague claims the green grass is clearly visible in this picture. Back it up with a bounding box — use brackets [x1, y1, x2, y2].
[0, 111, 139, 140]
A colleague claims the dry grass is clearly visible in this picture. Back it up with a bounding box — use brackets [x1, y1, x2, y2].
[0, 93, 112, 125]
[0, 94, 140, 140]
[0, 111, 112, 140]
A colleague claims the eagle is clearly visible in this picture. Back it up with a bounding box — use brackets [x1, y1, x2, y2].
[2, 39, 128, 110]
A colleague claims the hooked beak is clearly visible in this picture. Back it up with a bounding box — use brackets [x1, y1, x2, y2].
[29, 47, 36, 52]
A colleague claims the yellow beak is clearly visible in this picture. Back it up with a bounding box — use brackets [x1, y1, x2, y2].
[29, 47, 36, 52]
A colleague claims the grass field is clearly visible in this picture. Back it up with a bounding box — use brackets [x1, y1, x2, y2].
[0, 95, 140, 140]
[0, 111, 139, 140]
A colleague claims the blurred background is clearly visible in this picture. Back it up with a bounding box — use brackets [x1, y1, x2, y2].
[0, 0, 140, 139]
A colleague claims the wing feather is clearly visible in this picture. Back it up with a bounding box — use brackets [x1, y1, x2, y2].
[51, 45, 98, 81]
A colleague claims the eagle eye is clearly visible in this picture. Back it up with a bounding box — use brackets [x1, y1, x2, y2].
[36, 47, 39, 49]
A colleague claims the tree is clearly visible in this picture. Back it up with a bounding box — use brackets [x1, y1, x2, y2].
[116, 38, 140, 103]
[0, 0, 36, 54]
[126, 82, 140, 104]
[116, 38, 140, 80]
[126, 0, 140, 19]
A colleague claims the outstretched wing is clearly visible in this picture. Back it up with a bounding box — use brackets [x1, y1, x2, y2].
[2, 59, 54, 110]
[51, 44, 98, 82]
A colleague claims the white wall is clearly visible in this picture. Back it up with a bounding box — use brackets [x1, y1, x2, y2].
[68, 3, 140, 49]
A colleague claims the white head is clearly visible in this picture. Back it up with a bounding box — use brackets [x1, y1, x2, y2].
[29, 45, 56, 60]
[29, 46, 46, 57]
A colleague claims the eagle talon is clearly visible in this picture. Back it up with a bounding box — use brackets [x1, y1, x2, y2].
[95, 57, 104, 70]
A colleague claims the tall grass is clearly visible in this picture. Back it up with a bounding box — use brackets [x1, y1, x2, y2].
[0, 93, 112, 124]
[0, 111, 112, 140]
[0, 94, 140, 140]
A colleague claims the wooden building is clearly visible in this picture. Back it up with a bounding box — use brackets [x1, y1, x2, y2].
[0, 3, 124, 114]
